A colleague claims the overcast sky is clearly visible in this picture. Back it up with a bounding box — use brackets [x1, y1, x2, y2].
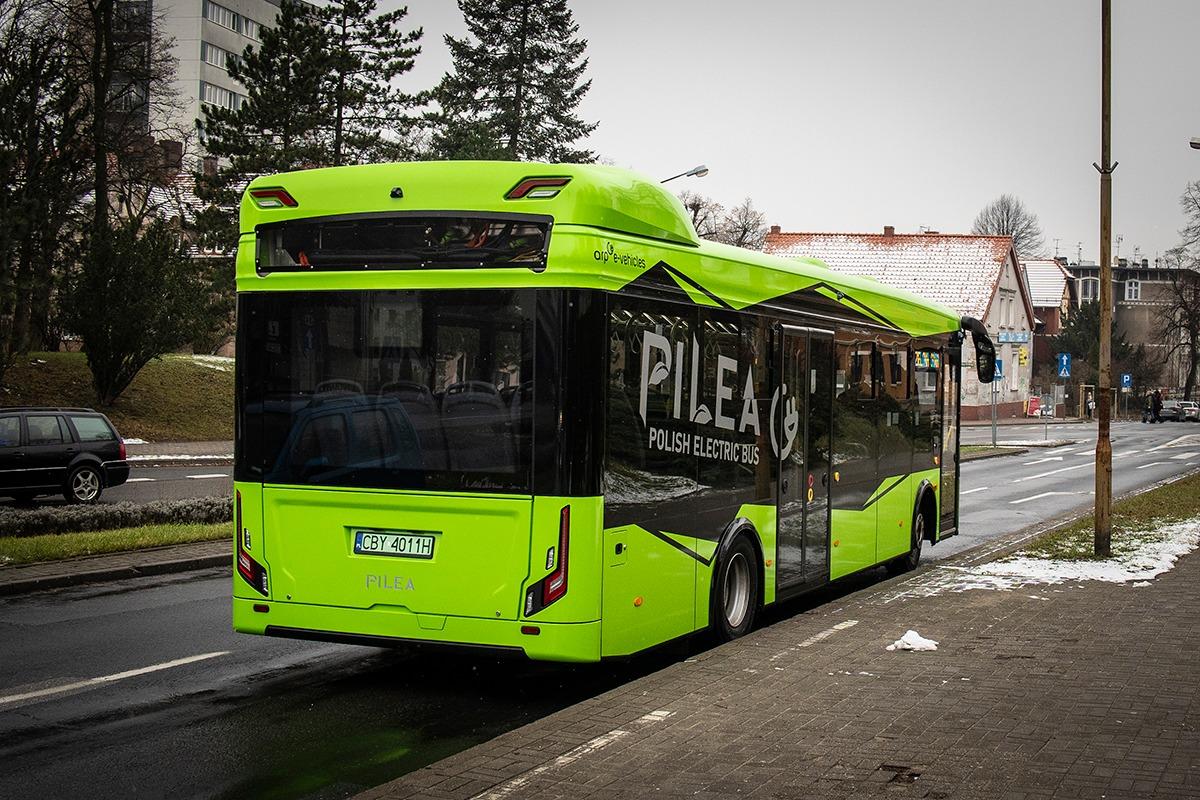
[399, 1, 1200, 264]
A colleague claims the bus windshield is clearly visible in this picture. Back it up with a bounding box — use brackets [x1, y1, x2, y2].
[236, 289, 535, 493]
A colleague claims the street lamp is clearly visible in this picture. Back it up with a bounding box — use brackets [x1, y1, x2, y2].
[661, 164, 709, 183]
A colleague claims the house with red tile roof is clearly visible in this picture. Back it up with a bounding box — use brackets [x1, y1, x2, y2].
[763, 226, 1037, 420]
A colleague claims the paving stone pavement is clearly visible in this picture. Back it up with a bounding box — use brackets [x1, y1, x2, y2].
[360, 547, 1200, 800]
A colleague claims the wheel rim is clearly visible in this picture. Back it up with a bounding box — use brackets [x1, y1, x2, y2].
[73, 470, 99, 501]
[723, 551, 751, 629]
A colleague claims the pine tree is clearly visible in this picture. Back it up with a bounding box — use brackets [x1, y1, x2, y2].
[194, 0, 330, 255]
[435, 0, 597, 163]
[317, 0, 425, 165]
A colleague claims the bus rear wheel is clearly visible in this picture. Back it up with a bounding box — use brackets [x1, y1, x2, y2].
[711, 534, 759, 642]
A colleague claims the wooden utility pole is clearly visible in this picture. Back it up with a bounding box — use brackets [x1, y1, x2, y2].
[1094, 0, 1116, 557]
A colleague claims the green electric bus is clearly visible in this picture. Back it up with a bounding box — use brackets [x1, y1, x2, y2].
[231, 161, 995, 662]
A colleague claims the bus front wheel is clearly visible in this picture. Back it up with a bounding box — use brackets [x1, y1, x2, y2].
[888, 505, 928, 575]
[711, 534, 759, 642]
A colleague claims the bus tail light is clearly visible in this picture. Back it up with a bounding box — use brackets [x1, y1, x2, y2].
[235, 490, 269, 597]
[523, 505, 570, 616]
[249, 187, 298, 208]
[506, 177, 570, 200]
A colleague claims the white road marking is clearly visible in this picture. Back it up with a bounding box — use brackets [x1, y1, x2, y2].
[185, 473, 229, 479]
[1136, 462, 1170, 470]
[0, 651, 229, 707]
[1169, 452, 1198, 460]
[1010, 491, 1078, 505]
[1023, 456, 1063, 465]
[125, 477, 156, 483]
[769, 619, 858, 662]
[472, 709, 674, 799]
[961, 486, 989, 495]
[1015, 463, 1090, 482]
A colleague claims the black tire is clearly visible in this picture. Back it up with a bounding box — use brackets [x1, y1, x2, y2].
[888, 504, 927, 576]
[65, 464, 103, 504]
[710, 534, 759, 642]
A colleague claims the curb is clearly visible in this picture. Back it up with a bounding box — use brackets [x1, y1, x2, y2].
[0, 551, 230, 597]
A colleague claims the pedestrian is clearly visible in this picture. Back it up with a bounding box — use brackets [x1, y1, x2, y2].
[1153, 389, 1164, 423]
[1086, 392, 1095, 420]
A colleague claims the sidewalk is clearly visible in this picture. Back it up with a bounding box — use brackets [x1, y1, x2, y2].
[361, 536, 1200, 799]
[0, 539, 229, 596]
[962, 417, 1084, 427]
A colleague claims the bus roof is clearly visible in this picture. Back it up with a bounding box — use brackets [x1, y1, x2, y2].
[242, 162, 962, 337]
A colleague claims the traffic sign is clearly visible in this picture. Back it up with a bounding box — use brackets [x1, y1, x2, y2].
[1121, 373, 1132, 389]
[994, 358, 1004, 381]
[1057, 352, 1071, 378]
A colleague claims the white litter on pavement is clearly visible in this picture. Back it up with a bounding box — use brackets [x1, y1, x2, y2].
[886, 630, 939, 652]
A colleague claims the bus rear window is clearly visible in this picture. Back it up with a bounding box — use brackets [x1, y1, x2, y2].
[256, 214, 551, 273]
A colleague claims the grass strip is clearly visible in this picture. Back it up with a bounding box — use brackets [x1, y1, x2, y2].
[0, 522, 229, 567]
[1022, 470, 1200, 561]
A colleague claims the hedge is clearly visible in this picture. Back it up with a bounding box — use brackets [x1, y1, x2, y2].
[0, 495, 232, 537]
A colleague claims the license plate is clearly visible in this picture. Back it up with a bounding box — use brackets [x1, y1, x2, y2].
[353, 530, 436, 559]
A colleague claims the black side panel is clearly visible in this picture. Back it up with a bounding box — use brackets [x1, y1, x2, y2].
[532, 289, 606, 496]
[603, 294, 774, 543]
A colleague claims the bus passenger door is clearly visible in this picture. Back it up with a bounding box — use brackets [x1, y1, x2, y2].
[776, 327, 833, 590]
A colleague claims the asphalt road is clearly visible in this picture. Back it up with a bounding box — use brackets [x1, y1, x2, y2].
[0, 463, 233, 508]
[0, 420, 1195, 799]
[931, 420, 1200, 561]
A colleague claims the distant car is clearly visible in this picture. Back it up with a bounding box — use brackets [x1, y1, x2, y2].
[1160, 400, 1186, 422]
[1181, 400, 1200, 422]
[0, 407, 129, 503]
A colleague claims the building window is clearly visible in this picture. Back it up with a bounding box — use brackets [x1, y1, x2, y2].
[202, 0, 261, 41]
[200, 41, 239, 71]
[199, 80, 246, 111]
[1080, 277, 1099, 303]
[1125, 279, 1140, 301]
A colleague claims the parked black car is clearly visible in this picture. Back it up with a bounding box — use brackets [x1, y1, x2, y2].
[0, 407, 129, 503]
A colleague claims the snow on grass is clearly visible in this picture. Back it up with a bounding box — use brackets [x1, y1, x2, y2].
[909, 519, 1200, 598]
[886, 630, 939, 651]
[188, 355, 234, 373]
[122, 438, 148, 445]
[127, 454, 233, 462]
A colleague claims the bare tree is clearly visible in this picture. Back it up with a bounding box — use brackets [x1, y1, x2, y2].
[1157, 181, 1200, 400]
[718, 198, 769, 250]
[972, 194, 1046, 258]
[678, 190, 723, 239]
[677, 192, 768, 251]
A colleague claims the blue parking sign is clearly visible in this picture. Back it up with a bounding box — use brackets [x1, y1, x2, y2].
[1057, 352, 1071, 378]
[1121, 373, 1132, 389]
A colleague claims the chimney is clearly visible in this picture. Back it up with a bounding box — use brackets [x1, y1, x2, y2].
[159, 139, 183, 176]
[769, 225, 781, 235]
[883, 225, 895, 237]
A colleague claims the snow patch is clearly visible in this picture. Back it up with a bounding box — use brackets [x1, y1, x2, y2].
[122, 438, 148, 445]
[127, 453, 233, 462]
[893, 519, 1200, 600]
[886, 630, 939, 652]
[188, 355, 234, 373]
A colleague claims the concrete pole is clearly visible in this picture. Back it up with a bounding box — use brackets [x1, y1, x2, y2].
[1094, 0, 1114, 558]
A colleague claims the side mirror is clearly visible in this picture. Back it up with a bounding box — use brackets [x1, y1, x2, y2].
[960, 316, 996, 384]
